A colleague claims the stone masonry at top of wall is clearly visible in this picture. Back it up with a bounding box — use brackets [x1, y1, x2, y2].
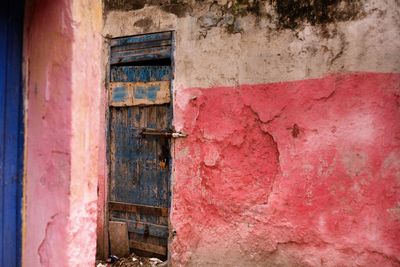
[103, 0, 400, 89]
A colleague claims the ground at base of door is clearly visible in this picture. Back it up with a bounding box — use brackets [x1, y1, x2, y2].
[96, 253, 167, 267]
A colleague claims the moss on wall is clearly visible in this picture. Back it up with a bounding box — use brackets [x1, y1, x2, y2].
[271, 0, 364, 29]
[104, 0, 364, 31]
[104, 0, 191, 17]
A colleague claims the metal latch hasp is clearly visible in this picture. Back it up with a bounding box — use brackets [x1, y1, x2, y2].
[140, 129, 187, 138]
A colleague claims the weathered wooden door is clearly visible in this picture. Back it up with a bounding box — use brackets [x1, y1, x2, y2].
[108, 32, 173, 258]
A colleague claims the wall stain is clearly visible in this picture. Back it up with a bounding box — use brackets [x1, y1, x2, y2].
[291, 123, 300, 138]
[105, 0, 365, 32]
[104, 0, 191, 17]
[133, 17, 154, 31]
[270, 0, 364, 29]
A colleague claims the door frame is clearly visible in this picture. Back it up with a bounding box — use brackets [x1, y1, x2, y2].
[100, 30, 176, 260]
[0, 1, 25, 266]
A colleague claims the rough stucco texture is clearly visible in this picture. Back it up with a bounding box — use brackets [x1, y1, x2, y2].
[171, 72, 400, 266]
[102, 0, 400, 266]
[23, 0, 103, 266]
[68, 0, 103, 266]
[24, 0, 72, 266]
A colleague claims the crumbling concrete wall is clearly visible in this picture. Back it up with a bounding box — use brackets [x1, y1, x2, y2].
[103, 1, 400, 266]
[23, 0, 103, 266]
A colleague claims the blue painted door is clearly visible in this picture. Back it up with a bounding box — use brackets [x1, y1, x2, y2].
[108, 32, 173, 258]
[0, 1, 24, 267]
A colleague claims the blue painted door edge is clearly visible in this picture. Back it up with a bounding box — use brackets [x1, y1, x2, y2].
[0, 1, 25, 266]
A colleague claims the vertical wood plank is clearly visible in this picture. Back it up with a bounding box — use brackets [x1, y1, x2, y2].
[109, 221, 130, 257]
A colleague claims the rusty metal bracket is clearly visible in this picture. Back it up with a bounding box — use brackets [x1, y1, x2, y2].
[171, 132, 187, 138]
[140, 128, 187, 138]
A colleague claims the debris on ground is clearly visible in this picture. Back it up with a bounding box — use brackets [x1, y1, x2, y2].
[96, 253, 167, 267]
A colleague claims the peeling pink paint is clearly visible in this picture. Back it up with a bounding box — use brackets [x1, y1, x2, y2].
[171, 73, 400, 266]
[21, 1, 399, 265]
[23, 0, 103, 266]
[24, 0, 73, 265]
[67, 0, 103, 265]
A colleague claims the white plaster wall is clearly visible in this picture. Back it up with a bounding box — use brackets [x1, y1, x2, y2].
[103, 0, 400, 89]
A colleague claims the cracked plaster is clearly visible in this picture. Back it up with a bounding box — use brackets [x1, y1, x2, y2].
[100, 1, 400, 266]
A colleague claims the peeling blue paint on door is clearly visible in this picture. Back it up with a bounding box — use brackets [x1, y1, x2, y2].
[112, 86, 129, 102]
[0, 1, 24, 266]
[111, 66, 171, 82]
[108, 32, 173, 258]
[134, 86, 160, 101]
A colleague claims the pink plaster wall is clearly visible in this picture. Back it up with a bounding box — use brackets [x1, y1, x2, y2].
[68, 1, 103, 265]
[24, 1, 73, 265]
[23, 0, 103, 266]
[171, 72, 400, 266]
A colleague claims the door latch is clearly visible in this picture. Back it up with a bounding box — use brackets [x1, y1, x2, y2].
[140, 129, 187, 138]
[171, 132, 187, 138]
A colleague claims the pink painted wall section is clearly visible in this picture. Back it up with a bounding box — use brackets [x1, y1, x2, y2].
[23, 0, 103, 266]
[68, 1, 103, 266]
[171, 72, 400, 266]
[23, 0, 73, 266]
